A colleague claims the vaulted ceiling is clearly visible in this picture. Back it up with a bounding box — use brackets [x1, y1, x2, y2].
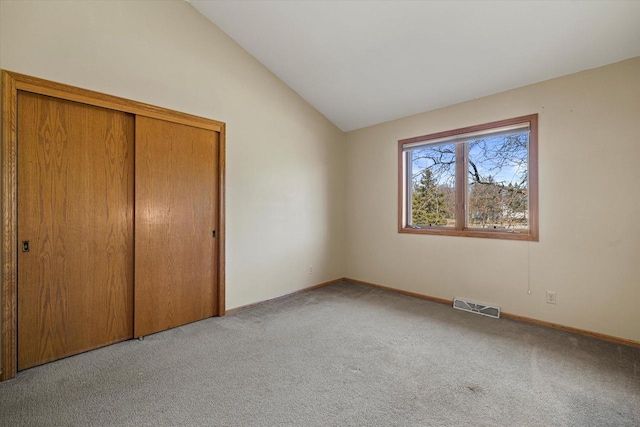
[190, 1, 640, 131]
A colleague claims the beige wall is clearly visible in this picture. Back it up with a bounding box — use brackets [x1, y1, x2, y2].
[345, 58, 640, 342]
[0, 1, 346, 315]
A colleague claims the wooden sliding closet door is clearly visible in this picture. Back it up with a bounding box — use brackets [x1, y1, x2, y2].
[134, 116, 218, 337]
[17, 92, 134, 370]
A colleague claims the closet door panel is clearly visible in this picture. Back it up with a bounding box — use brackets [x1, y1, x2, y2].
[135, 116, 218, 337]
[17, 92, 134, 370]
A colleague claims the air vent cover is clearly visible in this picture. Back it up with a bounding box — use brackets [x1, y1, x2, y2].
[453, 298, 500, 319]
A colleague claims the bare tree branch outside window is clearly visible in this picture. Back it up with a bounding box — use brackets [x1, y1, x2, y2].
[410, 133, 528, 229]
[411, 144, 455, 227]
[467, 133, 528, 229]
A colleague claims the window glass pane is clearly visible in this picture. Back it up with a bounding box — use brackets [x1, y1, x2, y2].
[467, 132, 529, 230]
[410, 144, 456, 227]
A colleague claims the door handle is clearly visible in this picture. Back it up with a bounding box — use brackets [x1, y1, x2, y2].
[22, 241, 30, 252]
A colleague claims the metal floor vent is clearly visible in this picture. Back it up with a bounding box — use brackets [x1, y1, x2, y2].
[453, 298, 501, 319]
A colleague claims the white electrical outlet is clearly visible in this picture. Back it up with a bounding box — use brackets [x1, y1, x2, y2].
[308, 265, 313, 275]
[546, 290, 556, 304]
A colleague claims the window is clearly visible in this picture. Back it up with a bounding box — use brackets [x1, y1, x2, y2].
[398, 114, 538, 241]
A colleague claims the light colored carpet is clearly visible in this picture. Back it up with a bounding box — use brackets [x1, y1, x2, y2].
[0, 281, 639, 426]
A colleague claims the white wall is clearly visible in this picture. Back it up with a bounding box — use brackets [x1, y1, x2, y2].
[345, 58, 640, 342]
[0, 1, 346, 314]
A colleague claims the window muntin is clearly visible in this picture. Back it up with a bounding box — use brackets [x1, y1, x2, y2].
[398, 115, 538, 241]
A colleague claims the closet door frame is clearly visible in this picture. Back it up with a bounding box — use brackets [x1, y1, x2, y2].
[1, 70, 226, 381]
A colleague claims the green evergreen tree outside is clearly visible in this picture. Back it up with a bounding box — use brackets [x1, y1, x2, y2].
[411, 169, 449, 226]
